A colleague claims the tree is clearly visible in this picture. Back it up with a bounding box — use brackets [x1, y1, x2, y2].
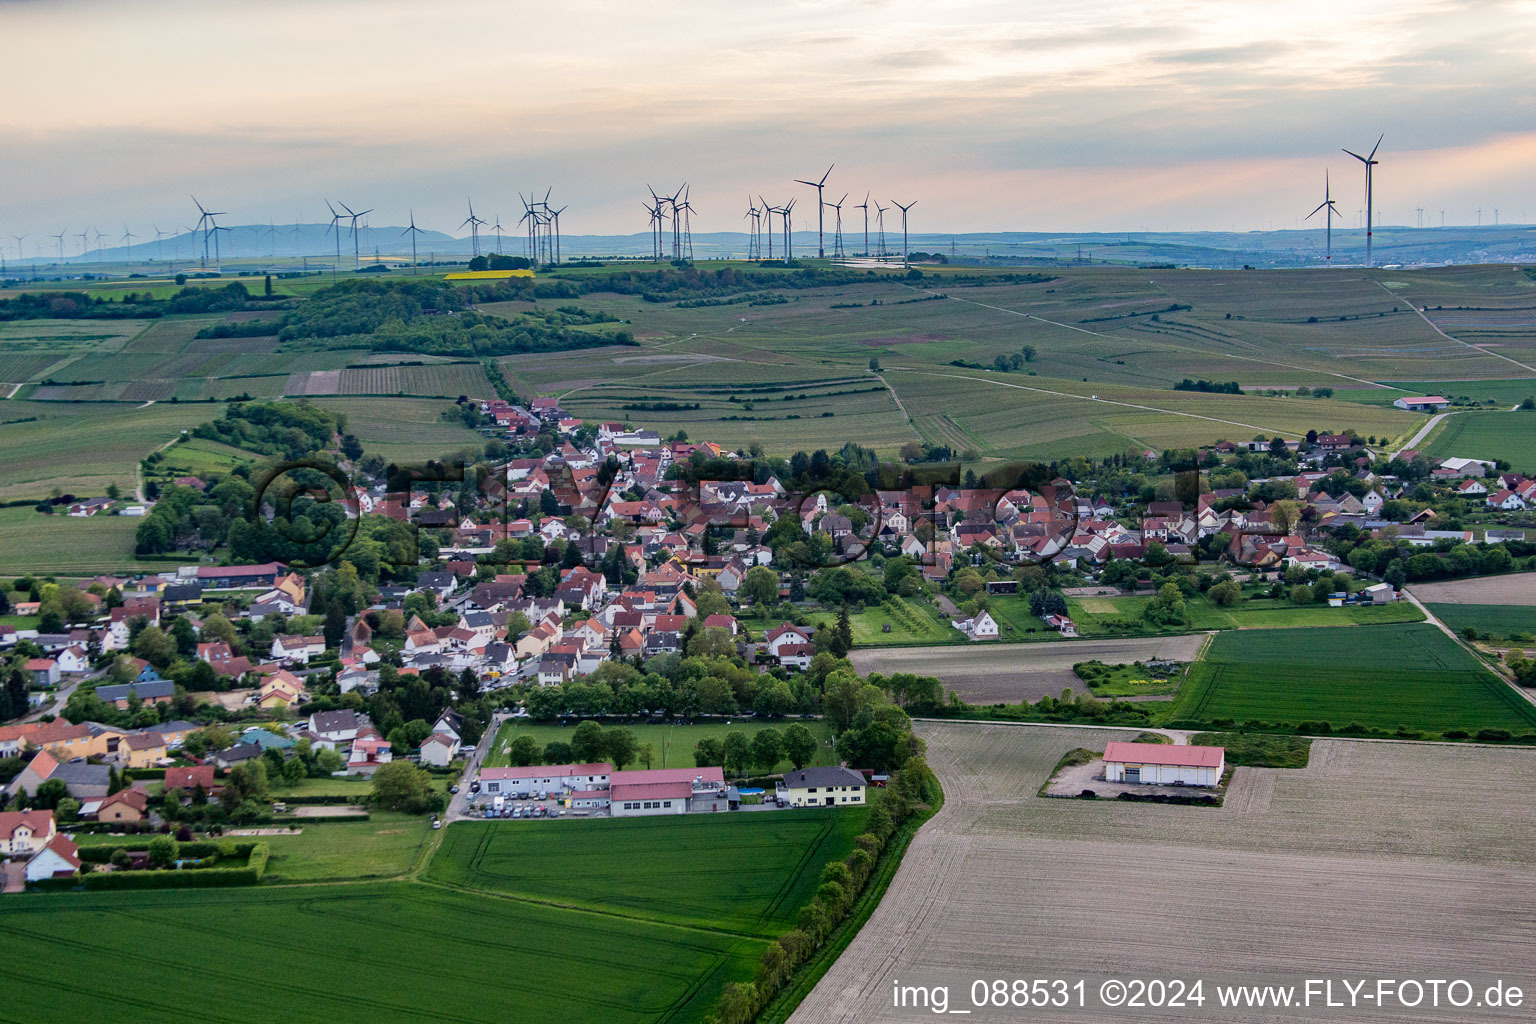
[507, 735, 541, 766]
[131, 625, 177, 669]
[370, 761, 436, 812]
[1208, 579, 1242, 607]
[1143, 582, 1190, 627]
[543, 740, 573, 764]
[822, 671, 881, 733]
[200, 612, 238, 647]
[1022, 344, 1037, 362]
[323, 603, 347, 649]
[722, 731, 753, 778]
[750, 729, 783, 772]
[829, 606, 853, 657]
[693, 736, 725, 768]
[868, 356, 881, 372]
[570, 721, 606, 763]
[222, 759, 269, 807]
[781, 724, 818, 769]
[32, 778, 68, 810]
[741, 566, 779, 608]
[605, 727, 638, 770]
[146, 835, 178, 869]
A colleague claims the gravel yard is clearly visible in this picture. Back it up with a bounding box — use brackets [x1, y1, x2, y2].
[849, 635, 1208, 703]
[790, 725, 1536, 1024]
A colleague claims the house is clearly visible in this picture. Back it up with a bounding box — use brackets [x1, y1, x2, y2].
[258, 671, 307, 710]
[763, 623, 813, 658]
[194, 562, 282, 588]
[0, 810, 56, 856]
[24, 833, 80, 882]
[9, 752, 112, 799]
[1392, 395, 1449, 411]
[55, 645, 90, 674]
[610, 766, 729, 816]
[777, 766, 867, 808]
[271, 634, 326, 665]
[214, 743, 262, 769]
[67, 497, 113, 517]
[950, 610, 999, 641]
[164, 765, 217, 797]
[0, 723, 45, 757]
[26, 658, 59, 687]
[119, 731, 168, 768]
[346, 731, 393, 774]
[86, 787, 150, 822]
[94, 679, 175, 709]
[1042, 613, 1078, 637]
[24, 720, 104, 760]
[418, 731, 458, 768]
[1486, 489, 1529, 511]
[308, 709, 363, 749]
[1456, 479, 1487, 497]
[478, 763, 612, 795]
[1103, 741, 1224, 787]
[775, 643, 815, 671]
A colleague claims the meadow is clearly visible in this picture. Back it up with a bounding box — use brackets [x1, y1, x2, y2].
[1164, 623, 1536, 736]
[1422, 409, 1536, 472]
[1426, 603, 1536, 640]
[427, 810, 869, 936]
[484, 718, 838, 771]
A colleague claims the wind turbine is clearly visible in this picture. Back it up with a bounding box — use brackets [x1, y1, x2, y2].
[119, 225, 137, 262]
[781, 198, 796, 260]
[744, 197, 760, 260]
[644, 192, 665, 261]
[827, 193, 847, 258]
[758, 196, 778, 261]
[76, 228, 90, 258]
[151, 226, 168, 262]
[52, 230, 66, 261]
[402, 210, 424, 273]
[1305, 171, 1342, 264]
[891, 200, 916, 267]
[794, 164, 833, 257]
[265, 218, 278, 258]
[549, 205, 566, 265]
[678, 187, 696, 262]
[1342, 134, 1382, 267]
[855, 192, 870, 257]
[460, 199, 485, 257]
[337, 202, 371, 270]
[325, 200, 345, 279]
[874, 201, 889, 257]
[191, 196, 225, 269]
[490, 213, 506, 256]
[10, 233, 26, 269]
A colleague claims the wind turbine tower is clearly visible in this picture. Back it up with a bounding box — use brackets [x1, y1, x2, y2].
[461, 199, 485, 257]
[1305, 171, 1342, 264]
[874, 201, 889, 257]
[325, 201, 345, 279]
[828, 194, 847, 258]
[794, 165, 833, 257]
[856, 192, 869, 257]
[402, 211, 424, 274]
[891, 200, 916, 267]
[1341, 134, 1382, 267]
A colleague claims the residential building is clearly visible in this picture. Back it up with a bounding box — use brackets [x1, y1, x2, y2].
[777, 766, 867, 808]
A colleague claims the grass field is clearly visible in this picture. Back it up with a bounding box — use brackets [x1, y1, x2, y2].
[0, 802, 877, 1024]
[427, 810, 869, 936]
[1426, 603, 1536, 639]
[1422, 409, 1536, 472]
[308, 396, 486, 461]
[484, 719, 838, 771]
[0, 399, 212, 500]
[0, 505, 164, 573]
[1165, 623, 1536, 736]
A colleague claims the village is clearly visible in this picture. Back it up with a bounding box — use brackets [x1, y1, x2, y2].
[1, 392, 1533, 889]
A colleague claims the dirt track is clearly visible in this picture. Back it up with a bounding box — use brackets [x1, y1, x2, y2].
[850, 635, 1208, 703]
[1407, 572, 1536, 606]
[788, 724, 1536, 1023]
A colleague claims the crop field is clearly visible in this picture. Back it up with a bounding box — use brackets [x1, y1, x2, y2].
[790, 723, 1536, 1024]
[0, 882, 755, 1024]
[0, 399, 217, 500]
[0, 506, 161, 574]
[1166, 623, 1536, 735]
[428, 811, 869, 936]
[849, 634, 1208, 703]
[1365, 376, 1536, 407]
[1422, 409, 1536, 472]
[1426, 603, 1536, 639]
[1044, 592, 1425, 634]
[308, 397, 487, 461]
[484, 719, 837, 771]
[1407, 572, 1536, 605]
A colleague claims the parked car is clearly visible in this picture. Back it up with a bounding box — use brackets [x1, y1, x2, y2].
[450, 784, 459, 794]
[431, 819, 442, 830]
[469, 781, 481, 794]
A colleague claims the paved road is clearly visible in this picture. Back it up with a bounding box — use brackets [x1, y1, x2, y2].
[1392, 410, 1455, 458]
[24, 670, 100, 722]
[442, 710, 508, 823]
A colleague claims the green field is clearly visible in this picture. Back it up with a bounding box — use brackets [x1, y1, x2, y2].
[0, 505, 166, 573]
[484, 719, 838, 771]
[1166, 623, 1536, 736]
[427, 810, 869, 935]
[0, 804, 877, 1024]
[1426, 603, 1536, 640]
[1422, 410, 1536, 473]
[0, 399, 213, 500]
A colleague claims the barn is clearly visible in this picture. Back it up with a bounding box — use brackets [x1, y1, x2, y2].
[1102, 742, 1225, 788]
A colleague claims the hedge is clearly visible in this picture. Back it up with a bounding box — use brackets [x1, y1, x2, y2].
[79, 843, 268, 889]
[77, 840, 259, 864]
[275, 812, 370, 824]
[270, 794, 360, 805]
[25, 877, 79, 892]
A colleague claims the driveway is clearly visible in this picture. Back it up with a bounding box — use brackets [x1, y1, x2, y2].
[442, 710, 507, 823]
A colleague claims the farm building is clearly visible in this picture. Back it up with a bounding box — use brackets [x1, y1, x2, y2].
[1103, 742, 1225, 788]
[1393, 396, 1449, 411]
[479, 763, 612, 796]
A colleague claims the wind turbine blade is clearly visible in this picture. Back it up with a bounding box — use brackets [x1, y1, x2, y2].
[1342, 149, 1366, 163]
[820, 164, 833, 185]
[1368, 133, 1383, 160]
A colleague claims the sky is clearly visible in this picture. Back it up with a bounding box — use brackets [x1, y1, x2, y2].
[4, 0, 1536, 249]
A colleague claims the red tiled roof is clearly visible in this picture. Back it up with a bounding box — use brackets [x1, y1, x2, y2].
[1103, 742, 1224, 769]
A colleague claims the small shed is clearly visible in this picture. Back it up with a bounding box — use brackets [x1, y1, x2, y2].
[1103, 742, 1224, 788]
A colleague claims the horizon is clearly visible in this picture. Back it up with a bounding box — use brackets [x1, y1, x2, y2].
[5, 0, 1536, 244]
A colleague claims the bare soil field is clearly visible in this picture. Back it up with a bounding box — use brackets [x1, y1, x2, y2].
[790, 725, 1536, 1023]
[850, 635, 1208, 703]
[1407, 573, 1536, 606]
